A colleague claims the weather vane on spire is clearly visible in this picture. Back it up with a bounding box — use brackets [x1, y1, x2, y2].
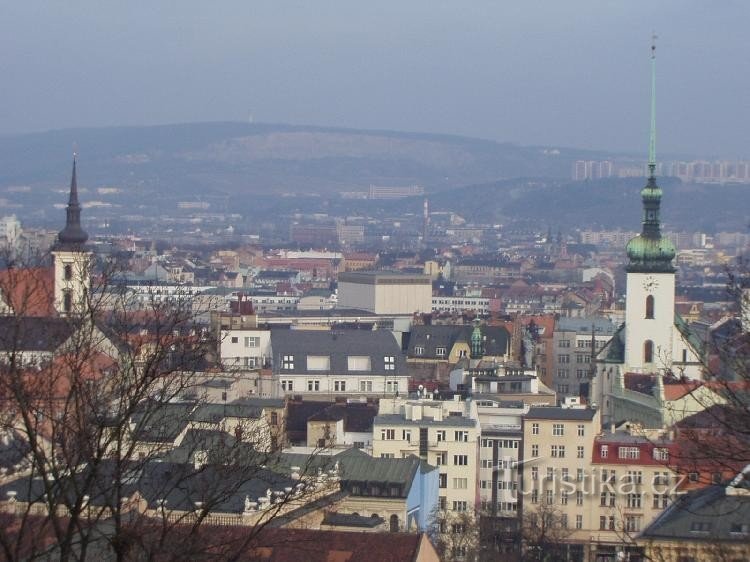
[648, 32, 657, 177]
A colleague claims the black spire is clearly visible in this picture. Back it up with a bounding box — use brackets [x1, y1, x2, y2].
[56, 155, 88, 248]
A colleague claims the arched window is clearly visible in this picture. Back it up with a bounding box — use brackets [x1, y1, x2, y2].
[390, 514, 399, 532]
[644, 340, 654, 364]
[645, 295, 655, 319]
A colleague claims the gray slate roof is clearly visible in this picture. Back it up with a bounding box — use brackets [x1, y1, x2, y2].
[271, 328, 406, 376]
[407, 324, 510, 359]
[278, 448, 436, 498]
[641, 466, 750, 543]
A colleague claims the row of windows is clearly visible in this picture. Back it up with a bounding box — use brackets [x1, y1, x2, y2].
[480, 438, 519, 449]
[559, 340, 607, 349]
[531, 423, 586, 437]
[413, 346, 446, 357]
[280, 355, 396, 371]
[531, 466, 586, 482]
[601, 515, 642, 532]
[556, 354, 592, 364]
[480, 459, 517, 469]
[479, 479, 518, 490]
[281, 379, 400, 392]
[479, 500, 518, 513]
[380, 429, 469, 443]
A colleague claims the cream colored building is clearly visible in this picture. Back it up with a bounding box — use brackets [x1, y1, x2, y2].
[521, 406, 600, 561]
[522, 407, 685, 561]
[337, 271, 432, 315]
[373, 396, 480, 513]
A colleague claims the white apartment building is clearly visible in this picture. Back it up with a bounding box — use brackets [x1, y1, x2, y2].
[373, 396, 480, 514]
[475, 399, 528, 518]
[220, 328, 272, 369]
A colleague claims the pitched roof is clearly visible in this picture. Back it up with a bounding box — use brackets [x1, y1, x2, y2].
[336, 450, 430, 497]
[0, 267, 55, 317]
[407, 324, 510, 358]
[641, 465, 750, 543]
[0, 316, 75, 352]
[270, 329, 406, 376]
[307, 402, 378, 433]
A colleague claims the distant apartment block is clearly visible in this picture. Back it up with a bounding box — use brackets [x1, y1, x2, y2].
[580, 230, 694, 250]
[336, 223, 365, 245]
[665, 159, 750, 184]
[289, 224, 338, 246]
[572, 160, 613, 181]
[576, 159, 750, 184]
[368, 184, 425, 200]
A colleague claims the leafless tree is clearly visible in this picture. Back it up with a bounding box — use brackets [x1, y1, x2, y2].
[0, 256, 327, 561]
[428, 508, 481, 562]
[520, 502, 574, 562]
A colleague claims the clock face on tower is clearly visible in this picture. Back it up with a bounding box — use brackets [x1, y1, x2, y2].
[642, 275, 659, 291]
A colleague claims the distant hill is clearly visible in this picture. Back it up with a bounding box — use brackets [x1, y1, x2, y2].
[429, 176, 750, 232]
[0, 122, 607, 197]
[0, 122, 745, 234]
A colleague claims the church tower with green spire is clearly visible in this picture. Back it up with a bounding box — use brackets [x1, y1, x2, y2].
[593, 39, 705, 428]
[623, 38, 677, 372]
[625, 39, 675, 372]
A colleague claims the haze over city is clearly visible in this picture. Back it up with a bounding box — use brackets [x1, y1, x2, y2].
[0, 4, 748, 562]
[2, 1, 750, 156]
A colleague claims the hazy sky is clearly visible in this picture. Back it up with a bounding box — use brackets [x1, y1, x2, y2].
[2, 1, 748, 156]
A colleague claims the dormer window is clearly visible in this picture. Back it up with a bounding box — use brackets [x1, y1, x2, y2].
[435, 347, 447, 357]
[384, 356, 395, 370]
[414, 346, 424, 356]
[282, 355, 294, 370]
[347, 356, 371, 371]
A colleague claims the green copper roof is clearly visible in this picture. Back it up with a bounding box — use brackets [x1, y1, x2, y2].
[626, 234, 676, 273]
[626, 40, 675, 274]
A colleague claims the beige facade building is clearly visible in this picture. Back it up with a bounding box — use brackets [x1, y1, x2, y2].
[521, 406, 600, 561]
[520, 407, 688, 561]
[373, 396, 480, 513]
[337, 271, 432, 315]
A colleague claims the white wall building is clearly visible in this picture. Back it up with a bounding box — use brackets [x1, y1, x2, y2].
[220, 329, 272, 369]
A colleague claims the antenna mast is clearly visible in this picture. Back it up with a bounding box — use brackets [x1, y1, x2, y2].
[648, 33, 658, 178]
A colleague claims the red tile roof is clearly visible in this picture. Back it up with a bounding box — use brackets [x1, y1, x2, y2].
[0, 267, 56, 317]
